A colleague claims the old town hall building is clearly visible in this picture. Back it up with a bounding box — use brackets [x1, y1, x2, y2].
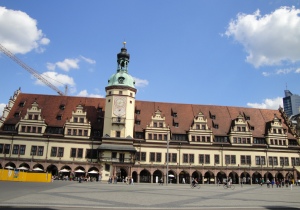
[0, 44, 300, 184]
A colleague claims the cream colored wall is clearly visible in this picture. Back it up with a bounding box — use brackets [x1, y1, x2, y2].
[137, 145, 299, 169]
[103, 88, 135, 138]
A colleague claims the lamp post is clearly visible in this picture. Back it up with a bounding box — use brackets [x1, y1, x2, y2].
[91, 137, 94, 163]
[178, 143, 181, 167]
[9, 133, 14, 157]
[221, 144, 223, 167]
[46, 135, 49, 160]
[266, 145, 269, 168]
[166, 138, 169, 186]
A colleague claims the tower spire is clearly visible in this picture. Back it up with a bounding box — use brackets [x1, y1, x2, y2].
[117, 42, 130, 72]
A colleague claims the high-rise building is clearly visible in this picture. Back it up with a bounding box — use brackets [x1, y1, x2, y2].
[283, 90, 300, 117]
[0, 44, 300, 184]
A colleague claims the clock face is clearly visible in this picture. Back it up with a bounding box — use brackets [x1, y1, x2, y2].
[113, 97, 126, 116]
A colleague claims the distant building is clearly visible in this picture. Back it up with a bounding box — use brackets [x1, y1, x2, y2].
[0, 44, 300, 184]
[283, 90, 300, 117]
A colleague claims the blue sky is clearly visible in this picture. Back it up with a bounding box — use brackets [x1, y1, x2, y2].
[1, 0, 300, 116]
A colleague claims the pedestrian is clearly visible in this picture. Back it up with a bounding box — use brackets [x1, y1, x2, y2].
[271, 179, 274, 188]
[182, 177, 185, 184]
[125, 176, 128, 184]
[131, 177, 134, 185]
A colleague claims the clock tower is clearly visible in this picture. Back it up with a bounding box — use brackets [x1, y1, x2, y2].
[103, 42, 137, 139]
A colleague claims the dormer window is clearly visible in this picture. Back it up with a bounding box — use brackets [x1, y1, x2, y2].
[211, 115, 216, 120]
[97, 107, 102, 112]
[29, 114, 33, 120]
[135, 110, 141, 114]
[19, 102, 25, 107]
[246, 116, 250, 120]
[135, 120, 141, 125]
[14, 112, 20, 118]
[59, 104, 65, 110]
[173, 112, 178, 117]
[213, 124, 219, 129]
[174, 122, 179, 127]
[250, 126, 255, 130]
[56, 115, 62, 120]
[74, 117, 78, 123]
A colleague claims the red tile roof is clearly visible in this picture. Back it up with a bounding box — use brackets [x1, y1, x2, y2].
[1, 93, 296, 140]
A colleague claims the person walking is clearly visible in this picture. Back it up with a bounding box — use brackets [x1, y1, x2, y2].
[182, 177, 185, 184]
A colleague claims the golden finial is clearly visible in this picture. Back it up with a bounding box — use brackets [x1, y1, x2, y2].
[123, 41, 126, 48]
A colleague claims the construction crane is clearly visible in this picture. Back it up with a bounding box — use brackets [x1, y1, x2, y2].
[0, 43, 65, 96]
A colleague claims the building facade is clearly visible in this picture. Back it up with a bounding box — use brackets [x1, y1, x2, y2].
[0, 44, 300, 184]
[283, 89, 300, 117]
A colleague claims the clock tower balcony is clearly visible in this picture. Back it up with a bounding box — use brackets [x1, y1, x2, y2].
[112, 117, 126, 125]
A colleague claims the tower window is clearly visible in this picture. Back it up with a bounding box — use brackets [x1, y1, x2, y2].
[119, 91, 123, 95]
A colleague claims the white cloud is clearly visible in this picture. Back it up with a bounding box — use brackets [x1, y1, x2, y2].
[247, 97, 283, 110]
[296, 68, 300, 73]
[275, 68, 293, 75]
[55, 58, 80, 72]
[76, 90, 103, 98]
[80, 56, 96, 64]
[34, 71, 75, 88]
[0, 6, 50, 54]
[0, 103, 6, 117]
[225, 6, 300, 68]
[133, 77, 149, 87]
[262, 72, 270, 77]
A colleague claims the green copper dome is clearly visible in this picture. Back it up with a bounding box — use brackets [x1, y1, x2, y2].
[107, 42, 135, 89]
[107, 71, 135, 88]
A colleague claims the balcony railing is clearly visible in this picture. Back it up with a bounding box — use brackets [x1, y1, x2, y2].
[112, 117, 125, 124]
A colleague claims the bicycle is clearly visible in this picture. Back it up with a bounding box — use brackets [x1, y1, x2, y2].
[190, 183, 201, 189]
[223, 183, 235, 190]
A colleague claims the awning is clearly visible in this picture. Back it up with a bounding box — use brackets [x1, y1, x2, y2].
[98, 144, 137, 152]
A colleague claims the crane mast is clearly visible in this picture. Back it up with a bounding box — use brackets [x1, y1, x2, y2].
[0, 43, 65, 96]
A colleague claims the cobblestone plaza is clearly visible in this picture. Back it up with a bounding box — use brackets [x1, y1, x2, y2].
[0, 181, 299, 210]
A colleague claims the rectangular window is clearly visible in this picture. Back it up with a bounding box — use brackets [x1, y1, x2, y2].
[148, 134, 152, 140]
[164, 134, 167, 140]
[225, 155, 230, 164]
[202, 136, 205, 142]
[246, 155, 251, 165]
[0, 144, 3, 154]
[12, 145, 19, 155]
[280, 157, 284, 166]
[71, 148, 76, 158]
[199, 154, 204, 164]
[31, 146, 37, 156]
[116, 131, 121, 137]
[172, 153, 177, 162]
[274, 157, 278, 165]
[269, 156, 273, 166]
[183, 154, 188, 163]
[189, 154, 194, 163]
[255, 156, 260, 165]
[231, 155, 236, 164]
[156, 153, 161, 162]
[150, 152, 155, 162]
[112, 152, 117, 159]
[51, 147, 57, 157]
[77, 148, 83, 158]
[84, 130, 88, 136]
[37, 146, 44, 156]
[205, 154, 210, 164]
[214, 154, 219, 164]
[159, 134, 162, 140]
[141, 152, 146, 161]
[58, 147, 64, 157]
[19, 145, 26, 155]
[4, 144, 10, 154]
[284, 157, 289, 166]
[154, 134, 157, 140]
[261, 156, 265, 165]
